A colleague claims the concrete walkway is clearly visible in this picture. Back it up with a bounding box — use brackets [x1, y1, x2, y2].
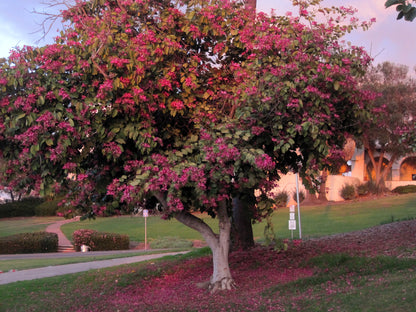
[0, 217, 189, 285]
[0, 251, 188, 285]
[45, 216, 79, 251]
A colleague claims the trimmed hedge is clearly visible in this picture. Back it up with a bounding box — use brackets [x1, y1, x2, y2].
[393, 185, 416, 194]
[73, 229, 130, 252]
[0, 232, 58, 254]
[34, 198, 61, 216]
[0, 197, 44, 218]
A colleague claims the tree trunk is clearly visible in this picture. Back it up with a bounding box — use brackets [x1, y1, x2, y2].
[8, 190, 15, 203]
[366, 148, 387, 191]
[231, 190, 255, 250]
[173, 200, 235, 292]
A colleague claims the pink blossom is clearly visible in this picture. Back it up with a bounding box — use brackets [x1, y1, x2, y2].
[255, 154, 275, 171]
[63, 162, 77, 171]
[170, 99, 185, 110]
[103, 142, 123, 158]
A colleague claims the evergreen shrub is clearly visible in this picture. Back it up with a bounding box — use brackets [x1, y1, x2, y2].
[274, 191, 289, 207]
[392, 185, 416, 194]
[0, 197, 44, 218]
[340, 184, 356, 200]
[73, 229, 130, 251]
[0, 232, 58, 254]
[34, 198, 61, 216]
[356, 183, 369, 196]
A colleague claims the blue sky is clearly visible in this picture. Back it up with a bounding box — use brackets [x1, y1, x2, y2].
[0, 0, 414, 71]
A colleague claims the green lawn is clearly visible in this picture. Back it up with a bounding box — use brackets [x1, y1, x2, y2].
[60, 193, 416, 243]
[1, 194, 416, 311]
[0, 217, 62, 237]
[0, 250, 179, 272]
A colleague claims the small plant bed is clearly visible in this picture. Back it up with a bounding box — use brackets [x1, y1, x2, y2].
[2, 220, 416, 311]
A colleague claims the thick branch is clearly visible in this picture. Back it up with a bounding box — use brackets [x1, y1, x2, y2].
[175, 210, 219, 250]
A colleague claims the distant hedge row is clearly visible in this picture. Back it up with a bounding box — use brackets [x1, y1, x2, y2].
[392, 185, 416, 194]
[0, 197, 67, 218]
[73, 229, 130, 252]
[0, 232, 58, 254]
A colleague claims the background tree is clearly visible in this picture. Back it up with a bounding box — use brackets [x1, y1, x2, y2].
[0, 0, 373, 291]
[385, 0, 416, 21]
[359, 61, 416, 191]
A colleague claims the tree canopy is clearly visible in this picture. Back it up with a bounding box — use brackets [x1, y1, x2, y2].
[0, 0, 374, 291]
[359, 61, 416, 190]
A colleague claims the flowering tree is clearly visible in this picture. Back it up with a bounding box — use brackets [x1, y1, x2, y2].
[0, 0, 373, 291]
[359, 62, 416, 191]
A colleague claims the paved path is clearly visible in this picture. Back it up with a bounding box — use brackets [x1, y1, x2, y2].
[0, 217, 189, 285]
[45, 216, 79, 250]
[0, 251, 188, 285]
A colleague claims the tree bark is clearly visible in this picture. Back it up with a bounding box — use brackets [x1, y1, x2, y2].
[173, 200, 235, 292]
[231, 190, 255, 250]
[366, 148, 388, 191]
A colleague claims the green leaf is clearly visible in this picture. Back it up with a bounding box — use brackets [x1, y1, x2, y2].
[334, 81, 340, 91]
[30, 144, 40, 155]
[404, 7, 416, 21]
[16, 113, 26, 121]
[385, 0, 404, 8]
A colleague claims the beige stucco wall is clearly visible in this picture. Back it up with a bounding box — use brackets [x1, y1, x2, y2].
[350, 147, 365, 182]
[325, 175, 360, 201]
[272, 149, 416, 203]
[272, 172, 361, 202]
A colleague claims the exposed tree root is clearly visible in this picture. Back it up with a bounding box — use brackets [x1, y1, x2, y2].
[209, 277, 236, 294]
[196, 277, 237, 294]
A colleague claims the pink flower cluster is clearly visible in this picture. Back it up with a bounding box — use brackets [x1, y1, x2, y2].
[255, 154, 275, 171]
[103, 142, 123, 158]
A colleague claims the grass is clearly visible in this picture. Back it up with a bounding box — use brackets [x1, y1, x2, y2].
[0, 248, 212, 312]
[61, 213, 219, 243]
[0, 190, 416, 311]
[1, 193, 416, 272]
[0, 249, 415, 311]
[0, 250, 182, 272]
[59, 193, 416, 243]
[262, 254, 416, 312]
[0, 217, 62, 237]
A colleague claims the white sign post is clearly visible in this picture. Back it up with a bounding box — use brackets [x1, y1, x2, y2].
[143, 209, 149, 250]
[288, 205, 296, 239]
[295, 173, 302, 239]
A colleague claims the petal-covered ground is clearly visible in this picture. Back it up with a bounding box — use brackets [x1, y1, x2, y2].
[77, 220, 416, 312]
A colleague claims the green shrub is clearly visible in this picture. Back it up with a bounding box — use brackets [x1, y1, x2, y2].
[72, 229, 130, 251]
[340, 184, 356, 200]
[356, 183, 369, 196]
[274, 191, 289, 207]
[0, 232, 58, 254]
[34, 198, 60, 216]
[392, 185, 416, 194]
[293, 190, 305, 203]
[0, 197, 44, 218]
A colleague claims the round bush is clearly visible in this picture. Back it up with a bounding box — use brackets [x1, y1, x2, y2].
[340, 184, 356, 200]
